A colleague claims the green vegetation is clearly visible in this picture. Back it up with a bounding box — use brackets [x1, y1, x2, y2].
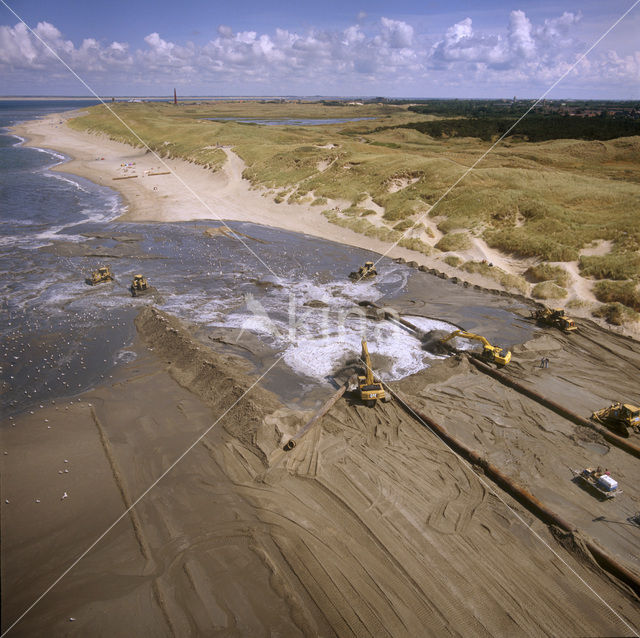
[398, 237, 432, 256]
[524, 263, 570, 287]
[444, 255, 462, 267]
[322, 210, 402, 243]
[435, 232, 472, 252]
[460, 260, 528, 293]
[592, 302, 640, 325]
[69, 101, 640, 317]
[405, 99, 640, 120]
[383, 116, 640, 143]
[593, 281, 640, 311]
[531, 281, 568, 299]
[579, 253, 640, 280]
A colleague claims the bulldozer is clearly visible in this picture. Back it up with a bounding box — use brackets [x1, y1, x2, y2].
[532, 306, 577, 332]
[349, 261, 377, 281]
[357, 339, 389, 407]
[441, 330, 512, 366]
[86, 265, 114, 286]
[130, 274, 151, 297]
[591, 402, 640, 437]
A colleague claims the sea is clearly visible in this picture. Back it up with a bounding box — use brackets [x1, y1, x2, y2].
[0, 101, 528, 416]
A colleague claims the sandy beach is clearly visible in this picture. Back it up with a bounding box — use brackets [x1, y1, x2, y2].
[3, 110, 640, 636]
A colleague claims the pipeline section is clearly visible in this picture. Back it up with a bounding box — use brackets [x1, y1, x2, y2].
[468, 357, 640, 459]
[387, 386, 640, 599]
[283, 379, 350, 450]
[361, 299, 640, 459]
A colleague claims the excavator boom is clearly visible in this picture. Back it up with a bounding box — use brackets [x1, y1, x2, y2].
[357, 339, 388, 406]
[441, 330, 511, 366]
[361, 339, 375, 385]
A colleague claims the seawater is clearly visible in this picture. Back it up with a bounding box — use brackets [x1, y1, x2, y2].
[1, 102, 531, 416]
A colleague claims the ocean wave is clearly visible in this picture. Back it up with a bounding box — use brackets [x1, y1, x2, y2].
[32, 146, 67, 162]
[47, 172, 89, 193]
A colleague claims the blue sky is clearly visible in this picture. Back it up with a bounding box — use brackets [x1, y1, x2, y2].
[1, 0, 639, 97]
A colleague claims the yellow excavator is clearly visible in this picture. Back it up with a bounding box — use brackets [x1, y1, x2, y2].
[358, 339, 389, 406]
[441, 330, 512, 366]
[591, 402, 640, 437]
[349, 261, 377, 281]
[86, 265, 114, 286]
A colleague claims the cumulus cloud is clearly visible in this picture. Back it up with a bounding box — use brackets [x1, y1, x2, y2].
[0, 11, 637, 95]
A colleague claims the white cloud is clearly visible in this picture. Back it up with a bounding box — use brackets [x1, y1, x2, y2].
[0, 11, 637, 97]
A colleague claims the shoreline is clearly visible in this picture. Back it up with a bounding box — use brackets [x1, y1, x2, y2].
[11, 111, 638, 338]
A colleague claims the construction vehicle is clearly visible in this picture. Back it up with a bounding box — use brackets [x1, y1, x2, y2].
[86, 265, 114, 286]
[349, 261, 377, 281]
[572, 467, 619, 499]
[357, 339, 389, 407]
[130, 274, 151, 297]
[532, 306, 577, 332]
[591, 401, 640, 437]
[441, 330, 512, 366]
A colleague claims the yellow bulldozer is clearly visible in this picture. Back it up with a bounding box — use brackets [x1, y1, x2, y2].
[130, 274, 151, 297]
[441, 330, 512, 366]
[591, 402, 640, 438]
[357, 339, 389, 407]
[532, 306, 577, 332]
[349, 261, 377, 281]
[86, 265, 114, 286]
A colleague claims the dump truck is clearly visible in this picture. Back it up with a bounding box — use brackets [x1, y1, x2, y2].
[572, 467, 619, 499]
[130, 274, 151, 297]
[441, 330, 512, 366]
[591, 401, 640, 437]
[349, 261, 377, 281]
[358, 339, 389, 407]
[86, 266, 114, 286]
[532, 306, 577, 332]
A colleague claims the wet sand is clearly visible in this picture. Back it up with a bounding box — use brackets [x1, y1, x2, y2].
[3, 303, 640, 636]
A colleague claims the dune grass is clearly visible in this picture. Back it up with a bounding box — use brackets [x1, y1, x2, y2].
[460, 260, 528, 293]
[435, 232, 472, 252]
[524, 263, 570, 287]
[579, 253, 640, 280]
[592, 302, 640, 325]
[69, 102, 640, 315]
[444, 255, 462, 267]
[593, 280, 640, 311]
[531, 281, 568, 299]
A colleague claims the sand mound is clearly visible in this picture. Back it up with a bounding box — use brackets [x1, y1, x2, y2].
[135, 306, 284, 457]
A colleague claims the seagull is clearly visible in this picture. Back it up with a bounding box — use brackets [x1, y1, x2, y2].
[61, 492, 68, 500]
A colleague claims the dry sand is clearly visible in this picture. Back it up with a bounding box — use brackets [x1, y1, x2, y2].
[13, 112, 630, 338]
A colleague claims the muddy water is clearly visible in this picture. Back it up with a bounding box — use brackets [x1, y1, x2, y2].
[2, 218, 536, 415]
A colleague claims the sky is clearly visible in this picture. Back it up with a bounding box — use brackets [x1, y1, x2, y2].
[1, 0, 639, 98]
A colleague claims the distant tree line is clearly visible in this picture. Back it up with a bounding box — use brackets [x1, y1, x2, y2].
[405, 100, 640, 119]
[378, 115, 640, 142]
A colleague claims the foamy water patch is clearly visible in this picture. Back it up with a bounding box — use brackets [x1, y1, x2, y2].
[32, 146, 67, 162]
[48, 172, 89, 193]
